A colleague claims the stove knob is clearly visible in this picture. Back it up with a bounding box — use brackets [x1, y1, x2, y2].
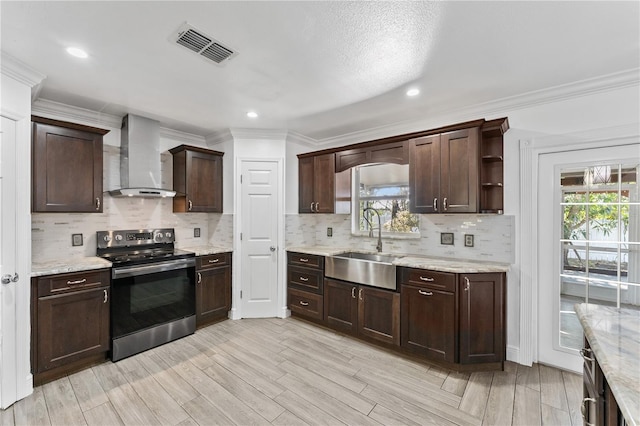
[165, 232, 172, 238]
[103, 235, 112, 243]
[155, 233, 163, 242]
[115, 235, 123, 242]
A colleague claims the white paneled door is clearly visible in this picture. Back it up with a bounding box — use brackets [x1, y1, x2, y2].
[0, 116, 18, 408]
[240, 160, 280, 318]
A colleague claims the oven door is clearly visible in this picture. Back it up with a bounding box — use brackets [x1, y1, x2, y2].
[111, 258, 196, 339]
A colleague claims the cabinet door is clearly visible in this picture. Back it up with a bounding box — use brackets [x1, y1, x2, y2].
[324, 278, 357, 334]
[196, 266, 231, 326]
[187, 150, 222, 212]
[440, 128, 479, 213]
[37, 287, 109, 371]
[298, 156, 315, 213]
[32, 122, 103, 212]
[459, 273, 504, 364]
[358, 286, 400, 346]
[409, 135, 440, 213]
[313, 153, 335, 213]
[401, 285, 456, 362]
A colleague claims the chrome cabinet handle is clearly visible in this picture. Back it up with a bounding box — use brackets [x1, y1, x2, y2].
[315, 202, 319, 212]
[67, 278, 87, 285]
[418, 290, 433, 296]
[580, 397, 596, 426]
[580, 347, 595, 362]
[299, 301, 309, 306]
[95, 197, 101, 211]
[310, 202, 315, 212]
[103, 289, 108, 303]
[433, 197, 438, 211]
[358, 288, 363, 300]
[299, 276, 309, 282]
[443, 197, 448, 211]
[197, 272, 202, 284]
[2, 273, 18, 284]
[351, 287, 356, 298]
[419, 276, 435, 282]
[188, 199, 193, 211]
[299, 258, 309, 263]
[464, 277, 470, 291]
[208, 259, 220, 263]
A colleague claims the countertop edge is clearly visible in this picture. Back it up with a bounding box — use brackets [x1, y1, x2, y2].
[31, 258, 113, 277]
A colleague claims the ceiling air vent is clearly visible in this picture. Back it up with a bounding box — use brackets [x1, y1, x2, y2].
[172, 23, 238, 65]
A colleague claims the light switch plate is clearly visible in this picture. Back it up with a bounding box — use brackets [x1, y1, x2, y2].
[440, 232, 454, 245]
[72, 233, 83, 246]
[464, 234, 474, 247]
[194, 228, 201, 238]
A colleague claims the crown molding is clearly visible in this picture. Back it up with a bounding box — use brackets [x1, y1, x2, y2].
[285, 130, 318, 147]
[31, 98, 122, 129]
[310, 68, 640, 147]
[229, 127, 288, 141]
[1, 52, 46, 88]
[205, 129, 233, 146]
[159, 127, 205, 145]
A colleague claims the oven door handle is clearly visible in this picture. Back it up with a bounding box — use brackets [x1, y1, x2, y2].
[112, 258, 196, 279]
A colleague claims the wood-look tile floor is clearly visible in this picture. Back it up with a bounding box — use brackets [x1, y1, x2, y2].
[1, 318, 582, 426]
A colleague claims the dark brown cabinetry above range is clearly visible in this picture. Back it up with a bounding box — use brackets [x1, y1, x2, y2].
[31, 269, 110, 385]
[297, 117, 508, 215]
[196, 252, 232, 327]
[32, 116, 109, 213]
[170, 145, 224, 213]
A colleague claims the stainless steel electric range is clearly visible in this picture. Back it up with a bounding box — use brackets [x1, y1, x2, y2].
[97, 228, 195, 361]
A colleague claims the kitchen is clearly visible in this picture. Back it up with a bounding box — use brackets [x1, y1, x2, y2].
[1, 1, 639, 425]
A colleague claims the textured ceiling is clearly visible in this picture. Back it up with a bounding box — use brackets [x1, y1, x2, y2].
[1, 1, 639, 141]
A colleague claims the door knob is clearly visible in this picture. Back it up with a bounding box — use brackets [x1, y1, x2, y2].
[270, 246, 276, 252]
[2, 273, 19, 284]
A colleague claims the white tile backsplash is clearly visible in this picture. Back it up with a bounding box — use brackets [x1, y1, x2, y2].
[286, 213, 515, 264]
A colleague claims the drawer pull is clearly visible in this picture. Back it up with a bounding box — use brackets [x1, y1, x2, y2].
[464, 277, 470, 291]
[418, 290, 433, 296]
[103, 289, 108, 304]
[351, 287, 356, 298]
[67, 278, 87, 285]
[208, 259, 220, 263]
[299, 301, 309, 306]
[580, 397, 596, 426]
[419, 276, 435, 282]
[580, 347, 595, 362]
[197, 273, 202, 284]
[358, 288, 363, 300]
[299, 258, 309, 263]
[299, 277, 309, 282]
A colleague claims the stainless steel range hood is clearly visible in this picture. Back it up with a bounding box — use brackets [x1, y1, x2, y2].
[109, 114, 176, 198]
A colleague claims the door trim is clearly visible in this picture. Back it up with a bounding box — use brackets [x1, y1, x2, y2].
[233, 157, 286, 319]
[519, 123, 640, 368]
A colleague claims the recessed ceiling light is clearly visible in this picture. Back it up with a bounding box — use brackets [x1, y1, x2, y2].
[66, 47, 88, 58]
[247, 111, 258, 118]
[406, 88, 420, 97]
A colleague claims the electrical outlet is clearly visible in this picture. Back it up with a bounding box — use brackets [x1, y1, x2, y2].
[464, 234, 474, 247]
[71, 233, 83, 246]
[194, 227, 201, 238]
[327, 227, 333, 237]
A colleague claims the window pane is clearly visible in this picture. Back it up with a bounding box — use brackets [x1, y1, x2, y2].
[563, 205, 587, 241]
[560, 275, 585, 350]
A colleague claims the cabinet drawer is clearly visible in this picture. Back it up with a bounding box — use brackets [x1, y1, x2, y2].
[288, 288, 323, 321]
[288, 252, 323, 269]
[288, 266, 323, 294]
[37, 269, 110, 297]
[402, 268, 456, 292]
[197, 252, 230, 269]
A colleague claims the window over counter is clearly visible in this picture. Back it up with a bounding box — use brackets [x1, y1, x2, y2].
[351, 163, 420, 237]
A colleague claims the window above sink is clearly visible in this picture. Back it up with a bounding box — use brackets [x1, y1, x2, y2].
[351, 163, 420, 239]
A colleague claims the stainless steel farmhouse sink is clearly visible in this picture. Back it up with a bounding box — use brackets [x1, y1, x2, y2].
[325, 251, 403, 290]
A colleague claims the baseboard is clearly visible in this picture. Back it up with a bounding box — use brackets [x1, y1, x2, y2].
[507, 344, 521, 364]
[228, 308, 241, 320]
[277, 307, 291, 319]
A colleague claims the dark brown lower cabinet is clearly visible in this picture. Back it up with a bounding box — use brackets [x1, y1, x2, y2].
[582, 337, 622, 426]
[324, 278, 400, 346]
[196, 253, 232, 327]
[401, 284, 456, 362]
[459, 273, 504, 364]
[31, 270, 110, 385]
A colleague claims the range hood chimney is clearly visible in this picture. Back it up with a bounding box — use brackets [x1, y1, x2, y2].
[109, 114, 176, 198]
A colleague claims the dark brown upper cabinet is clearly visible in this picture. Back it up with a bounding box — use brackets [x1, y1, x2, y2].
[335, 141, 409, 172]
[170, 145, 224, 213]
[298, 153, 335, 213]
[32, 116, 108, 213]
[409, 127, 480, 213]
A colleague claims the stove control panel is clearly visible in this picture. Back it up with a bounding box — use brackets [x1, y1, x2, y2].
[97, 228, 176, 249]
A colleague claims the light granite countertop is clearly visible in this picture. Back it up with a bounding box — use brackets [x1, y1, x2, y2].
[575, 303, 640, 426]
[181, 245, 233, 256]
[286, 246, 510, 273]
[32, 257, 112, 277]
